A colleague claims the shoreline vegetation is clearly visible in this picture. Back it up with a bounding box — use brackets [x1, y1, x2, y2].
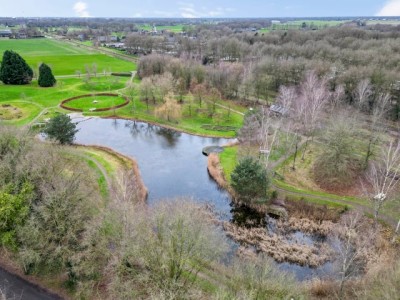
[74, 144, 149, 202]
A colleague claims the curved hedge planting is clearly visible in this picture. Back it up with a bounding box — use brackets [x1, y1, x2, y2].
[60, 93, 129, 112]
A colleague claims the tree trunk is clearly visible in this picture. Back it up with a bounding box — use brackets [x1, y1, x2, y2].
[301, 138, 309, 160]
[292, 140, 298, 170]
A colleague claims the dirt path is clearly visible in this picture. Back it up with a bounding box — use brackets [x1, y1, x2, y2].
[206, 100, 245, 116]
[71, 151, 113, 192]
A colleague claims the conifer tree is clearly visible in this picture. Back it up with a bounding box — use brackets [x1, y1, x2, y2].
[38, 63, 56, 87]
[0, 50, 33, 85]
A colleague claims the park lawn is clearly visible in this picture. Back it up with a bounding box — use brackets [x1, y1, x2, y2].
[25, 54, 136, 76]
[64, 95, 127, 112]
[219, 146, 238, 183]
[0, 39, 93, 56]
[0, 101, 42, 125]
[0, 39, 136, 75]
[77, 77, 126, 92]
[0, 73, 242, 137]
[88, 93, 243, 137]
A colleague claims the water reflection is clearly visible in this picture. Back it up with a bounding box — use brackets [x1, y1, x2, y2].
[74, 118, 336, 281]
[231, 204, 267, 228]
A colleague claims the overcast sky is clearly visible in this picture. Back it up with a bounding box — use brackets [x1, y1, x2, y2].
[1, 0, 400, 18]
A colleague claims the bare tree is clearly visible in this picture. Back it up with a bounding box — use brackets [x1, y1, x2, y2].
[365, 139, 400, 221]
[294, 71, 330, 159]
[125, 82, 137, 112]
[354, 79, 372, 112]
[92, 63, 97, 77]
[331, 211, 376, 300]
[155, 92, 182, 122]
[363, 92, 392, 167]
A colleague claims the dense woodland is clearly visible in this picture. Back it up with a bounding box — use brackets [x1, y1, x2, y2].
[132, 25, 400, 119]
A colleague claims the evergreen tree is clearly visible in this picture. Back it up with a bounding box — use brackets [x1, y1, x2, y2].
[231, 157, 269, 204]
[38, 63, 56, 87]
[43, 114, 79, 145]
[0, 50, 33, 85]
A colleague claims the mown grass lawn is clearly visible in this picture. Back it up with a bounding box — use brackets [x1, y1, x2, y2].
[0, 39, 136, 76]
[64, 95, 127, 111]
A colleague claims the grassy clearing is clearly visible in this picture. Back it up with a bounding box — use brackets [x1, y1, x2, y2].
[0, 39, 136, 75]
[86, 159, 109, 198]
[0, 58, 243, 136]
[88, 92, 244, 137]
[0, 37, 246, 137]
[219, 146, 238, 183]
[63, 95, 126, 111]
[77, 77, 125, 92]
[0, 101, 43, 125]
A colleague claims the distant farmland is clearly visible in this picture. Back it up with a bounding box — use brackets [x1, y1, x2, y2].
[0, 39, 136, 76]
[138, 24, 185, 32]
[259, 19, 351, 32]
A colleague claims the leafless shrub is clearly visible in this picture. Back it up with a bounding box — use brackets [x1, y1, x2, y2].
[107, 198, 229, 299]
[223, 222, 332, 267]
[330, 211, 378, 299]
[215, 254, 303, 300]
[285, 197, 343, 223]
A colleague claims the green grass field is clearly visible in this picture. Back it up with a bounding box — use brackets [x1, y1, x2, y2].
[0, 75, 243, 137]
[64, 95, 126, 111]
[0, 39, 136, 75]
[138, 24, 185, 33]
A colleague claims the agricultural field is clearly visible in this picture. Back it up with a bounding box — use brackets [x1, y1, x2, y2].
[0, 38, 136, 76]
[137, 24, 185, 32]
[366, 19, 400, 25]
[260, 19, 351, 32]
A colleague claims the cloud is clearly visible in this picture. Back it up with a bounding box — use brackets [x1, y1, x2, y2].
[73, 1, 91, 17]
[376, 0, 400, 16]
[178, 3, 235, 18]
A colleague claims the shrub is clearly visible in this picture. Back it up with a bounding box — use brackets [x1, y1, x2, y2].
[231, 157, 269, 204]
[0, 50, 33, 85]
[38, 63, 56, 87]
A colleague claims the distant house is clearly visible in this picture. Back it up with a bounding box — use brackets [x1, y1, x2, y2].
[270, 104, 289, 116]
[97, 36, 118, 43]
[271, 20, 281, 24]
[0, 29, 12, 38]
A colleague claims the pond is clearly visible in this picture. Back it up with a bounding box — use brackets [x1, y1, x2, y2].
[1, 117, 334, 299]
[74, 118, 335, 281]
[74, 118, 233, 213]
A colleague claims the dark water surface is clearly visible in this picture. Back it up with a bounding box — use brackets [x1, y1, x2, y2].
[75, 118, 233, 214]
